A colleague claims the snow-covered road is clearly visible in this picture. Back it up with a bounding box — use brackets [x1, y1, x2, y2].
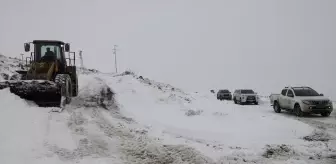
[0, 67, 335, 164]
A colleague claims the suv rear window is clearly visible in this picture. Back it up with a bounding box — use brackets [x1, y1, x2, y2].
[241, 89, 254, 94]
[219, 90, 229, 93]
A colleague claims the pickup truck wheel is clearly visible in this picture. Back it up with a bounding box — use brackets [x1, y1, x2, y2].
[273, 101, 281, 113]
[294, 104, 304, 117]
[234, 98, 237, 104]
[321, 111, 331, 117]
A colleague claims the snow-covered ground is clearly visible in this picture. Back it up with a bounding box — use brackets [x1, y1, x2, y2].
[0, 55, 335, 164]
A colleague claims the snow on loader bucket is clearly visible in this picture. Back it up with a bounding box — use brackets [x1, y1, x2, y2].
[0, 40, 79, 112]
[0, 80, 68, 111]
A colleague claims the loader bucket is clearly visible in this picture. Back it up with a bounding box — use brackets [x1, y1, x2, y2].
[0, 80, 62, 107]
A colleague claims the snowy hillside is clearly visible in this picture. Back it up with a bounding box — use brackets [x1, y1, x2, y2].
[0, 54, 24, 81]
[0, 55, 335, 164]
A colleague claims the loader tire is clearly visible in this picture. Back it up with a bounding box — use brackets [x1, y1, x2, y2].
[72, 75, 78, 97]
[55, 74, 72, 105]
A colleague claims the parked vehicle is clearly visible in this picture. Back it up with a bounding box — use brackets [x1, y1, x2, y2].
[270, 86, 333, 117]
[233, 89, 258, 105]
[217, 89, 232, 100]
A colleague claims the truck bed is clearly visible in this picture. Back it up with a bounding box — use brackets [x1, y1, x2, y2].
[269, 94, 280, 106]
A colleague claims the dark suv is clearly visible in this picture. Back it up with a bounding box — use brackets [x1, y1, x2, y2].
[217, 89, 232, 100]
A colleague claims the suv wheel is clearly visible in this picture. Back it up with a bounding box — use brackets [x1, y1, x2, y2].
[239, 98, 244, 105]
[321, 111, 331, 117]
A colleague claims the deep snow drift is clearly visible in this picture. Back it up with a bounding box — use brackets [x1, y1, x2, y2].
[0, 55, 335, 164]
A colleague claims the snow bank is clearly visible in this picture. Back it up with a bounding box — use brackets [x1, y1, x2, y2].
[100, 72, 332, 163]
[72, 73, 213, 164]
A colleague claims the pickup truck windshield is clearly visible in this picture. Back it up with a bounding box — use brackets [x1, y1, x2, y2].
[241, 90, 254, 94]
[293, 88, 319, 96]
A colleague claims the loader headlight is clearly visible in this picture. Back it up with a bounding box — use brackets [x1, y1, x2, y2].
[328, 100, 333, 105]
[302, 100, 311, 105]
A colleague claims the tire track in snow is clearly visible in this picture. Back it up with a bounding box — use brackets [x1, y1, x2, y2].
[88, 106, 213, 164]
[40, 76, 124, 163]
[43, 104, 123, 163]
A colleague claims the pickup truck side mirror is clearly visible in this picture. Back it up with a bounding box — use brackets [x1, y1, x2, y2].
[320, 93, 324, 96]
[287, 93, 294, 97]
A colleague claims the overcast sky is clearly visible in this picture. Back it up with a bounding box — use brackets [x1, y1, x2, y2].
[0, 0, 335, 99]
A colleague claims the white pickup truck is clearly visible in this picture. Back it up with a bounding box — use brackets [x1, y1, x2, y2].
[270, 86, 333, 117]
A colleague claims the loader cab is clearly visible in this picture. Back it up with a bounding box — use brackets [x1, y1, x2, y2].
[24, 40, 71, 72]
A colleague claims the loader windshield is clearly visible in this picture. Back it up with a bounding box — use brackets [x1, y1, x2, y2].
[35, 43, 62, 61]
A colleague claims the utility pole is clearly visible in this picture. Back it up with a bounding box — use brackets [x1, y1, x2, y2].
[113, 45, 118, 73]
[20, 53, 24, 61]
[20, 53, 24, 69]
[79, 50, 84, 69]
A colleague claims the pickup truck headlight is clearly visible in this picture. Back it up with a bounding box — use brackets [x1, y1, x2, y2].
[302, 100, 311, 105]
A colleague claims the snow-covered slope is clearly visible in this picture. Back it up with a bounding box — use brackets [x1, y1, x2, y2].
[100, 71, 336, 164]
[0, 54, 24, 81]
[0, 55, 335, 164]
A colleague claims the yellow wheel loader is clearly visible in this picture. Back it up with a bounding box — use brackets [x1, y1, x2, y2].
[0, 40, 78, 112]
